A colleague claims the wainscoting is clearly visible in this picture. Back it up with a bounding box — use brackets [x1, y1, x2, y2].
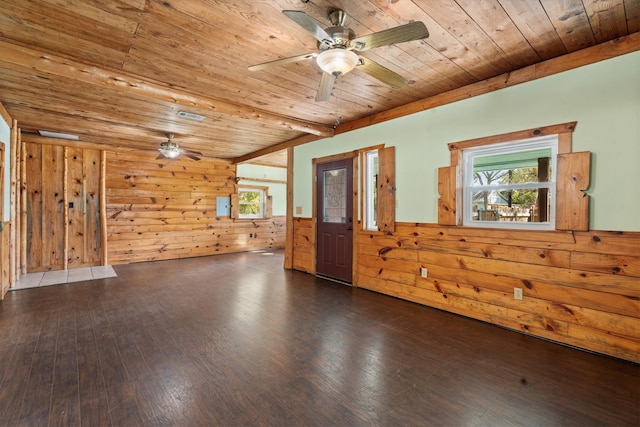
[293, 219, 639, 363]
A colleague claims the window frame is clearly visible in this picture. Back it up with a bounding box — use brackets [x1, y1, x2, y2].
[237, 186, 267, 219]
[461, 135, 558, 230]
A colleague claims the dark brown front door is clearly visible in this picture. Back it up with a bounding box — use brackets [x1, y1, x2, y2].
[316, 158, 353, 283]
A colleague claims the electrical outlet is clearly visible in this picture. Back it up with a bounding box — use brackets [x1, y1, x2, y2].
[420, 267, 428, 278]
[295, 206, 302, 215]
[514, 288, 523, 300]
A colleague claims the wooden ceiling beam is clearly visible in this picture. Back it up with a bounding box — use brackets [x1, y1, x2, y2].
[21, 134, 138, 152]
[233, 133, 326, 164]
[0, 41, 334, 138]
[336, 33, 640, 135]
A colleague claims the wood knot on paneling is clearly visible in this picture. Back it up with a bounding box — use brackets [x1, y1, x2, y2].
[434, 281, 444, 294]
[552, 303, 574, 316]
[378, 246, 394, 256]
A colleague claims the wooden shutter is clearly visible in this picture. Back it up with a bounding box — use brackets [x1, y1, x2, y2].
[377, 146, 395, 233]
[556, 151, 590, 231]
[265, 195, 273, 218]
[230, 193, 239, 219]
[438, 166, 457, 225]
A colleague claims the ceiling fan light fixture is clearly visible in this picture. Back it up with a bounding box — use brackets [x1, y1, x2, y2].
[316, 49, 358, 76]
[159, 136, 181, 159]
[158, 147, 180, 158]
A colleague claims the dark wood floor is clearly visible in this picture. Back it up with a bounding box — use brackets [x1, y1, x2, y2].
[0, 250, 637, 426]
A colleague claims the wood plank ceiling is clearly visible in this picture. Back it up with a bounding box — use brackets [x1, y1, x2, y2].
[0, 0, 638, 165]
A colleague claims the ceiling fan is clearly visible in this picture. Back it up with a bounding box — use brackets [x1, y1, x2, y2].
[248, 9, 429, 102]
[157, 134, 202, 161]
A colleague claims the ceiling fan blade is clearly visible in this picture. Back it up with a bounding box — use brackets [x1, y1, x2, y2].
[283, 10, 334, 45]
[248, 52, 317, 71]
[183, 149, 203, 160]
[315, 72, 336, 102]
[351, 21, 429, 51]
[183, 149, 203, 157]
[357, 57, 407, 89]
[156, 153, 166, 160]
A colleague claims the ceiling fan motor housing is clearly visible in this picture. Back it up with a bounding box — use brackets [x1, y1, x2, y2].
[319, 8, 355, 49]
[160, 140, 179, 150]
[318, 26, 356, 50]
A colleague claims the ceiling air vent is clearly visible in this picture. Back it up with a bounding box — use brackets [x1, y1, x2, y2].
[38, 130, 79, 140]
[177, 111, 205, 121]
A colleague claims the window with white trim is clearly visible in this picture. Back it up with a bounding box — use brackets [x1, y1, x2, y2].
[364, 149, 379, 231]
[238, 187, 265, 219]
[462, 136, 557, 229]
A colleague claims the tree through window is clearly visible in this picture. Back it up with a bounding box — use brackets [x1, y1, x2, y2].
[238, 187, 265, 218]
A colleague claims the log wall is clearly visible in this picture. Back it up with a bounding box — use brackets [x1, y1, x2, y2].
[106, 151, 285, 264]
[292, 219, 640, 362]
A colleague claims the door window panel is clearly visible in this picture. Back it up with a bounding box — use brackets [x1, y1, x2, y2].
[323, 168, 347, 223]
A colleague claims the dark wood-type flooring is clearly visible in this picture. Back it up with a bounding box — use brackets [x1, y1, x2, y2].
[0, 249, 638, 426]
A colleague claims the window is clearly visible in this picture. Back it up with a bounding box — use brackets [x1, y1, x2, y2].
[462, 136, 557, 229]
[238, 187, 265, 219]
[439, 122, 589, 231]
[364, 150, 379, 230]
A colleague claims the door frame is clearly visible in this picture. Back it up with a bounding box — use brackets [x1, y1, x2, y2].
[312, 151, 359, 285]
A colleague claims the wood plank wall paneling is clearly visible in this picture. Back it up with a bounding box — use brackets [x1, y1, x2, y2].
[25, 142, 43, 270]
[67, 147, 102, 268]
[106, 151, 285, 264]
[292, 219, 640, 362]
[1, 223, 9, 298]
[41, 144, 65, 269]
[24, 142, 102, 272]
[292, 217, 314, 273]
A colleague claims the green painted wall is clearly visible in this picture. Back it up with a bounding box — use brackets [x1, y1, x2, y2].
[294, 51, 640, 232]
[236, 163, 287, 216]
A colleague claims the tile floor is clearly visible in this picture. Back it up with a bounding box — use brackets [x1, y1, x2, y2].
[11, 265, 118, 291]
